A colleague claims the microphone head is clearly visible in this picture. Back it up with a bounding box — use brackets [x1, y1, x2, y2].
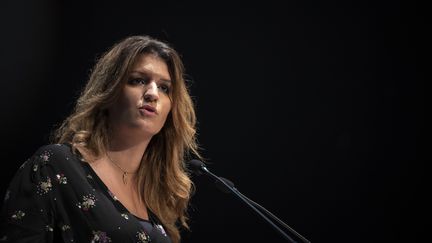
[188, 159, 206, 175]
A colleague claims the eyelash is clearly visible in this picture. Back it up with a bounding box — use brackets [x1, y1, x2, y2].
[158, 84, 170, 93]
[128, 78, 171, 93]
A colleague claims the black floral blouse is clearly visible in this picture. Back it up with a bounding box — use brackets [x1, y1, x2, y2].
[0, 144, 172, 243]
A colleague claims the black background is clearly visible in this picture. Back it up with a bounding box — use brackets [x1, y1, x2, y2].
[0, 1, 425, 242]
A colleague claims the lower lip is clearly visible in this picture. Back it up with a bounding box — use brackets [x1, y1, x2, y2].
[139, 108, 156, 116]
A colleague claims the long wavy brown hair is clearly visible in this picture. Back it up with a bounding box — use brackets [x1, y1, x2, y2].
[53, 35, 201, 243]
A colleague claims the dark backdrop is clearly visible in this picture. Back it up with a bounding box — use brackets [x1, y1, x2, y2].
[0, 1, 425, 242]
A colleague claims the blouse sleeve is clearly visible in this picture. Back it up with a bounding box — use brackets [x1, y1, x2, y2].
[1, 146, 59, 242]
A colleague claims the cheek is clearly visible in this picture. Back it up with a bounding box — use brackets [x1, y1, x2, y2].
[161, 98, 172, 120]
[114, 97, 130, 114]
[110, 90, 138, 117]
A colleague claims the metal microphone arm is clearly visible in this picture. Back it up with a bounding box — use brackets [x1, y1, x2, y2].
[199, 165, 299, 243]
[235, 186, 311, 243]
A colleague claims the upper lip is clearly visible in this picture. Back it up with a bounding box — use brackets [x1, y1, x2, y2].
[140, 104, 157, 114]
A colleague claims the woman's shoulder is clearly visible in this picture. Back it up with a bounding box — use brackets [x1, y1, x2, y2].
[33, 143, 74, 159]
[6, 144, 82, 197]
[27, 143, 80, 170]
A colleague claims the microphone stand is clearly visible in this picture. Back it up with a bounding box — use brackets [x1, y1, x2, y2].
[198, 165, 308, 243]
[217, 177, 311, 243]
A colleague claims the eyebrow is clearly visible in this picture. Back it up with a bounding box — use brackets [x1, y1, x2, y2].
[129, 70, 172, 83]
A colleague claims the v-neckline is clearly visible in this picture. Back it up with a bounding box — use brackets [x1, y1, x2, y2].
[71, 144, 151, 223]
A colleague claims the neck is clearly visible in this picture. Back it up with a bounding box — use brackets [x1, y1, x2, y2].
[107, 132, 152, 175]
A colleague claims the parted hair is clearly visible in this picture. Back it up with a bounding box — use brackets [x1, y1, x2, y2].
[53, 35, 201, 243]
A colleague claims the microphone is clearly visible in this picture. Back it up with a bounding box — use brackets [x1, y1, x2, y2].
[188, 159, 208, 175]
[188, 159, 310, 243]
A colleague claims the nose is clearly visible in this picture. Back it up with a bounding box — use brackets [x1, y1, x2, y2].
[144, 81, 159, 103]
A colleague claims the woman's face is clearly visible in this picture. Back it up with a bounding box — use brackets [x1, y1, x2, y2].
[109, 53, 172, 137]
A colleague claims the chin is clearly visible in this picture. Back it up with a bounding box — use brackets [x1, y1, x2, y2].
[138, 125, 163, 137]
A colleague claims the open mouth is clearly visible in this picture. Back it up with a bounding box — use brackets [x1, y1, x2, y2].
[140, 104, 157, 114]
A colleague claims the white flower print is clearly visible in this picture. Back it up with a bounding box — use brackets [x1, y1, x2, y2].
[121, 213, 129, 220]
[91, 230, 112, 243]
[61, 224, 71, 231]
[45, 225, 53, 232]
[107, 190, 118, 201]
[11, 210, 25, 220]
[76, 194, 97, 211]
[37, 177, 52, 195]
[136, 231, 151, 243]
[56, 174, 68, 184]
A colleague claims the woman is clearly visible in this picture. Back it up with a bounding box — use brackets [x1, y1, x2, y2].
[0, 35, 201, 243]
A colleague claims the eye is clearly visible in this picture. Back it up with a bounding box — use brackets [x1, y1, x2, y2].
[128, 78, 149, 85]
[158, 84, 171, 94]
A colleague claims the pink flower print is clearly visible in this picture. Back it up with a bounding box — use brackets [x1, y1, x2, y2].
[37, 177, 52, 195]
[39, 151, 53, 162]
[91, 230, 112, 243]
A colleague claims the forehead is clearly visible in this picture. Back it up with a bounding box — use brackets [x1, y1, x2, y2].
[130, 53, 171, 80]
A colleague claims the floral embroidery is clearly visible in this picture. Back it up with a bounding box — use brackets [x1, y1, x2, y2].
[87, 174, 93, 179]
[56, 174, 68, 184]
[91, 230, 112, 243]
[76, 194, 97, 211]
[121, 213, 129, 220]
[39, 150, 53, 162]
[62, 224, 71, 231]
[33, 164, 38, 172]
[37, 177, 52, 195]
[45, 225, 54, 231]
[11, 210, 25, 220]
[107, 190, 118, 201]
[136, 231, 151, 243]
